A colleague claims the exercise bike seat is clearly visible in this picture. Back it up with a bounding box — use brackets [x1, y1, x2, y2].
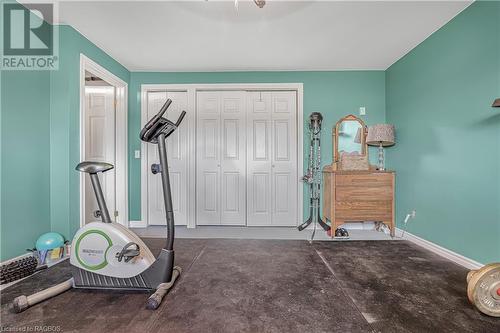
[76, 161, 114, 174]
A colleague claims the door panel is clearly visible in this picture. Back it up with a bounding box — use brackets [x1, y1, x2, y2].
[223, 119, 239, 159]
[202, 171, 218, 212]
[220, 92, 246, 225]
[84, 87, 115, 224]
[274, 120, 290, 161]
[223, 172, 239, 212]
[251, 172, 271, 214]
[274, 172, 291, 212]
[147, 91, 188, 225]
[253, 120, 269, 161]
[246, 92, 272, 226]
[202, 119, 218, 160]
[196, 92, 221, 225]
[271, 92, 297, 225]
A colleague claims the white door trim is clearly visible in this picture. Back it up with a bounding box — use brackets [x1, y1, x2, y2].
[79, 54, 128, 227]
[140, 83, 304, 229]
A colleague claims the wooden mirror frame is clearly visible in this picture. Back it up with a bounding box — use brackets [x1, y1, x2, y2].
[332, 114, 368, 165]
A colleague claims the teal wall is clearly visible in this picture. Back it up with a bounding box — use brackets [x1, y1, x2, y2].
[0, 21, 130, 260]
[128, 71, 386, 220]
[2, 0, 498, 265]
[49, 25, 130, 241]
[386, 1, 500, 263]
[1, 70, 52, 260]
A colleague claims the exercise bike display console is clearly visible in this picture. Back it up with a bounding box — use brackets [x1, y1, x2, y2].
[13, 99, 185, 312]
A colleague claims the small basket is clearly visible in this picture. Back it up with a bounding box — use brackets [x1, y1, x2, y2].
[339, 154, 369, 171]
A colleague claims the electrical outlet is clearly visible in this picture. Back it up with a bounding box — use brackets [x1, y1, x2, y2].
[411, 210, 416, 218]
[359, 107, 366, 115]
[134, 150, 141, 159]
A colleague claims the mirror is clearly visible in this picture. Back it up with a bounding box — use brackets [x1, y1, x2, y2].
[332, 114, 367, 164]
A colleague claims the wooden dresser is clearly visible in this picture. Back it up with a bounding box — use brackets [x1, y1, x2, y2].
[322, 166, 395, 237]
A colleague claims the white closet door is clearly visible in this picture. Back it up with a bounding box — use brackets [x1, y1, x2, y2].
[196, 92, 221, 225]
[246, 92, 273, 226]
[196, 91, 246, 225]
[247, 91, 297, 226]
[220, 92, 246, 225]
[271, 92, 297, 225]
[147, 91, 188, 226]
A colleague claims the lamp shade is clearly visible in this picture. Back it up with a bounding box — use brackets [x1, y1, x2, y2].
[366, 124, 395, 147]
[493, 98, 500, 107]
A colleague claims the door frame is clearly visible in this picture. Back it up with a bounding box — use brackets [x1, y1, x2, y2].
[79, 54, 128, 227]
[140, 83, 304, 229]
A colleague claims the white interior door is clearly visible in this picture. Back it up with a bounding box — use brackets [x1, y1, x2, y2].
[84, 86, 115, 224]
[247, 91, 297, 226]
[196, 91, 246, 225]
[146, 91, 188, 225]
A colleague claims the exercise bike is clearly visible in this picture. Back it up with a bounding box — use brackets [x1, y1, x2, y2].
[13, 99, 185, 312]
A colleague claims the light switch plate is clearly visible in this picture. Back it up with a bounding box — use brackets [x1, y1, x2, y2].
[134, 150, 141, 159]
[359, 107, 366, 115]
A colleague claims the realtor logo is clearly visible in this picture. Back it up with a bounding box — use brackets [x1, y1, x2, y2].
[1, 2, 59, 70]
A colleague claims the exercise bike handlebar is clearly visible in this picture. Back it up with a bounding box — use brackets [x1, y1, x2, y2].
[175, 111, 186, 127]
[143, 99, 172, 131]
[140, 100, 186, 144]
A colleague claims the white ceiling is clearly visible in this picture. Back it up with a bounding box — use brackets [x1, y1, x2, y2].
[54, 1, 472, 71]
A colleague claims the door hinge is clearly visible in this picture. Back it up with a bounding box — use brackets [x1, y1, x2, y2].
[114, 99, 118, 107]
[114, 210, 119, 217]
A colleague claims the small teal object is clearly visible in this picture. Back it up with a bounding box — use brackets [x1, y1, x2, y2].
[35, 232, 65, 251]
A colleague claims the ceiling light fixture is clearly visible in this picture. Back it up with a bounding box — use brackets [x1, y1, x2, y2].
[234, 0, 266, 9]
[254, 0, 266, 8]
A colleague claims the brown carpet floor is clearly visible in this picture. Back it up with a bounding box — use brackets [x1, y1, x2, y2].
[1, 239, 499, 333]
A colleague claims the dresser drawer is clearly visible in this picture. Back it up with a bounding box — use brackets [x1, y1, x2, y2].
[335, 185, 393, 202]
[335, 173, 392, 187]
[335, 201, 392, 221]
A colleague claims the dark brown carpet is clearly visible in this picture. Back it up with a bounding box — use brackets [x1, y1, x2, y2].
[1, 239, 499, 332]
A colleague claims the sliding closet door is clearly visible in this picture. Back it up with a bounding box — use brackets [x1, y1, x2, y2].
[196, 91, 246, 225]
[147, 91, 188, 225]
[247, 91, 297, 226]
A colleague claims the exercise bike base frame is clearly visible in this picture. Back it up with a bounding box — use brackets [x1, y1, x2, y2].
[72, 249, 175, 291]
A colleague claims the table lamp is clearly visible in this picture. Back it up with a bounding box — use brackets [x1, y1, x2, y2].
[366, 124, 395, 171]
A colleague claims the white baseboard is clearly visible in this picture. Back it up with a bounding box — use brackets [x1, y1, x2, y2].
[395, 228, 483, 270]
[129, 220, 147, 228]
